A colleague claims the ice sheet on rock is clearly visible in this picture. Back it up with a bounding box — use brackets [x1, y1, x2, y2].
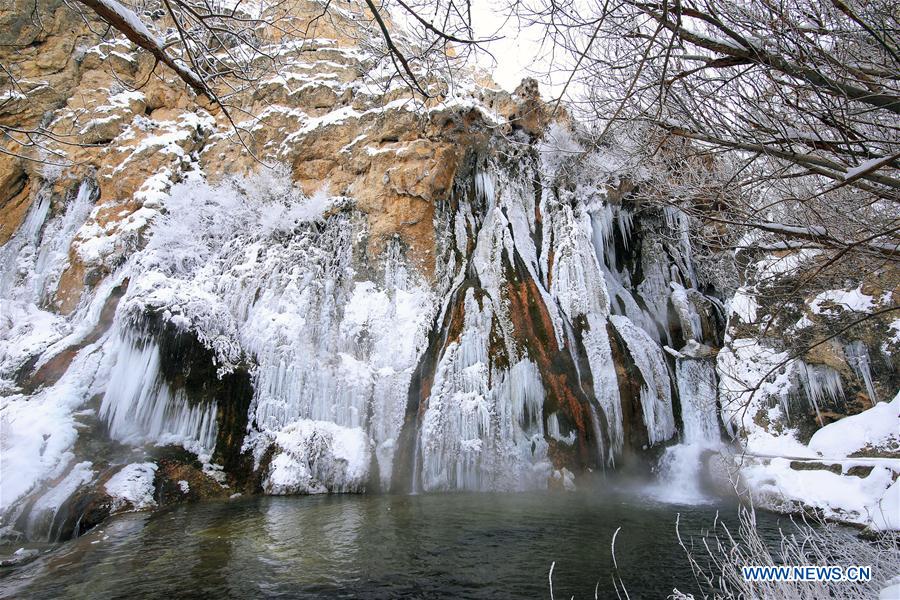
[26, 181, 96, 306]
[590, 205, 661, 344]
[0, 188, 51, 299]
[262, 420, 370, 495]
[104, 462, 158, 512]
[24, 461, 95, 540]
[609, 315, 675, 445]
[670, 282, 704, 341]
[418, 290, 550, 491]
[549, 202, 621, 465]
[0, 338, 107, 515]
[0, 300, 66, 390]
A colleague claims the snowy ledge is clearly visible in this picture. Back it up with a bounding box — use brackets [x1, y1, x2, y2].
[739, 392, 900, 531]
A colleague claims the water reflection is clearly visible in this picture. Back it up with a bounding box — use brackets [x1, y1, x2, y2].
[0, 490, 786, 599]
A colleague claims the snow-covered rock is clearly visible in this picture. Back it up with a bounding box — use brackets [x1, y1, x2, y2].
[104, 463, 158, 512]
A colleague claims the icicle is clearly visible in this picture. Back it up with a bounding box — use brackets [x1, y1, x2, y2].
[662, 206, 698, 288]
[797, 361, 844, 423]
[546, 412, 576, 445]
[100, 329, 218, 455]
[474, 169, 495, 206]
[845, 341, 878, 402]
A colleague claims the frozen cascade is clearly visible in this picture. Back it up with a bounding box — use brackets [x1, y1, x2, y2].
[650, 356, 722, 504]
[417, 289, 550, 491]
[609, 315, 676, 445]
[589, 204, 662, 343]
[663, 207, 698, 289]
[845, 341, 878, 402]
[0, 178, 114, 538]
[0, 189, 51, 298]
[99, 329, 218, 456]
[29, 182, 96, 305]
[676, 358, 720, 445]
[670, 282, 704, 341]
[0, 181, 95, 303]
[549, 202, 622, 465]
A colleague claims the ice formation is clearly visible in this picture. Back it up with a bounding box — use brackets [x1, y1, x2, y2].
[417, 290, 550, 491]
[609, 315, 675, 445]
[100, 329, 218, 455]
[798, 362, 844, 423]
[262, 420, 371, 495]
[845, 341, 878, 402]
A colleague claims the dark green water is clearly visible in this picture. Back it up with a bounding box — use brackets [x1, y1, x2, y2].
[0, 489, 785, 599]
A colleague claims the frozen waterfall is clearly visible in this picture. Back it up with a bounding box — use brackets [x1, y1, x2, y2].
[651, 354, 723, 504]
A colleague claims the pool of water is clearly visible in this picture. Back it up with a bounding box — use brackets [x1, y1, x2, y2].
[0, 487, 786, 599]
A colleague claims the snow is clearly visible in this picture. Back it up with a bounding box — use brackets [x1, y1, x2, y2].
[871, 478, 900, 531]
[104, 462, 158, 512]
[810, 286, 875, 314]
[844, 156, 891, 180]
[262, 420, 370, 495]
[729, 286, 757, 323]
[881, 575, 900, 600]
[808, 392, 899, 458]
[95, 0, 162, 46]
[744, 458, 895, 527]
[736, 386, 900, 530]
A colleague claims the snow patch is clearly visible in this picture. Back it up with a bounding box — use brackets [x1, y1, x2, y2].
[104, 462, 158, 512]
